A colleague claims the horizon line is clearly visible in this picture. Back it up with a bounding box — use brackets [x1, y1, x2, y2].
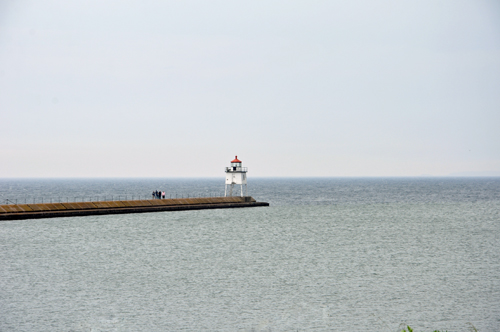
[1, 175, 500, 180]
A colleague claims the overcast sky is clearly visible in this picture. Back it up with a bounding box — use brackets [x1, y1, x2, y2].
[1, 0, 499, 177]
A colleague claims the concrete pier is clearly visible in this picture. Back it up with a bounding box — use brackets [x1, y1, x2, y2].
[0, 196, 269, 221]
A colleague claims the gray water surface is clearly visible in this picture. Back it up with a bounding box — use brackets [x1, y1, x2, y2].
[1, 178, 499, 331]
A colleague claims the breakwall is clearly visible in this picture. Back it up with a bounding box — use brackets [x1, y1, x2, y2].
[0, 196, 269, 221]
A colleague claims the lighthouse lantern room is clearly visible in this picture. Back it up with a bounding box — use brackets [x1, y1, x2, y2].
[225, 156, 248, 197]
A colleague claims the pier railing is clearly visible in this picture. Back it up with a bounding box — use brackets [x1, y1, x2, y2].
[2, 192, 228, 205]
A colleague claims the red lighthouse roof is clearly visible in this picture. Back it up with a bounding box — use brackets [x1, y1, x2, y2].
[231, 156, 242, 163]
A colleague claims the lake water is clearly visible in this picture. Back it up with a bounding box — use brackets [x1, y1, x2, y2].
[1, 178, 499, 331]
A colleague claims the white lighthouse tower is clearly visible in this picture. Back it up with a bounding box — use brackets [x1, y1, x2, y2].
[225, 156, 248, 197]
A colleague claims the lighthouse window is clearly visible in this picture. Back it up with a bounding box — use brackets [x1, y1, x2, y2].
[233, 167, 236, 171]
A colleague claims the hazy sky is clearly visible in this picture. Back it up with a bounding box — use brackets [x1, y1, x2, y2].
[1, 0, 499, 177]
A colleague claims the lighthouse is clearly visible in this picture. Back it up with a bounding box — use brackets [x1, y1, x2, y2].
[225, 156, 248, 197]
